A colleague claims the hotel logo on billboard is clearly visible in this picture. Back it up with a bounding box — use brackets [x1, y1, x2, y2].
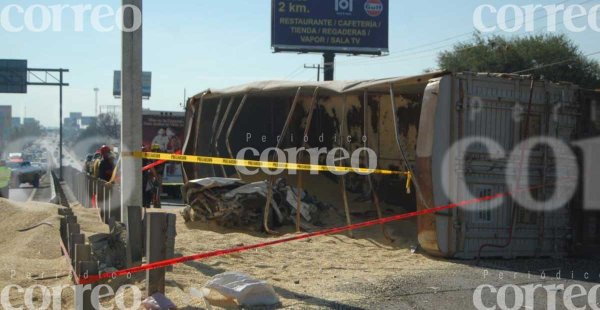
[335, 0, 353, 16]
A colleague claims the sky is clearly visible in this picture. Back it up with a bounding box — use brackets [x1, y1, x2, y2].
[0, 0, 599, 127]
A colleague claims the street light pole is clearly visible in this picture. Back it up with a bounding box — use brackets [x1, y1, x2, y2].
[59, 70, 63, 180]
[94, 87, 99, 117]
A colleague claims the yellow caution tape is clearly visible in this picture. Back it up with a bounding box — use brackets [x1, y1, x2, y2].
[129, 151, 414, 193]
[405, 171, 413, 194]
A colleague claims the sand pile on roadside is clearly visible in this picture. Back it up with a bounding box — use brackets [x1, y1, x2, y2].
[145, 173, 425, 307]
[69, 202, 110, 237]
[153, 206, 434, 308]
[0, 199, 73, 306]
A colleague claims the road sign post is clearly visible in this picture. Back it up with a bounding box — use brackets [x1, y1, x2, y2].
[0, 62, 69, 179]
[271, 0, 389, 81]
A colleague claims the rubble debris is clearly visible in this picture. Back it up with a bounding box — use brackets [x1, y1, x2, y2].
[88, 222, 128, 271]
[16, 221, 54, 232]
[181, 177, 330, 231]
[142, 292, 177, 310]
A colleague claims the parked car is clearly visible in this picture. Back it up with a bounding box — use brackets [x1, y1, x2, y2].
[7, 161, 45, 188]
[8, 153, 23, 162]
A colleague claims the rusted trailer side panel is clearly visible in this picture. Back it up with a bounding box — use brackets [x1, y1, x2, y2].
[181, 83, 431, 218]
[184, 94, 421, 173]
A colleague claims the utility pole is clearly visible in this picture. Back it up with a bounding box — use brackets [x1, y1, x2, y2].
[59, 70, 63, 180]
[323, 52, 335, 81]
[121, 0, 143, 228]
[94, 87, 99, 116]
[304, 64, 321, 81]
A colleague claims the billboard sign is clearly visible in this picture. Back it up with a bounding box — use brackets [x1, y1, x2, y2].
[113, 70, 152, 98]
[0, 60, 27, 94]
[142, 111, 185, 153]
[271, 0, 389, 55]
[142, 111, 186, 185]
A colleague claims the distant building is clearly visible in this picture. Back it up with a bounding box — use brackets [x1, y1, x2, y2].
[64, 112, 81, 129]
[70, 112, 83, 119]
[11, 117, 20, 127]
[0, 106, 12, 150]
[81, 116, 97, 127]
[23, 117, 37, 126]
[64, 117, 79, 129]
[63, 112, 97, 130]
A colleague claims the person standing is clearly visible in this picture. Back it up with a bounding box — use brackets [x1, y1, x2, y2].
[142, 145, 158, 208]
[98, 146, 115, 182]
[92, 151, 102, 178]
[84, 154, 94, 175]
[149, 144, 164, 208]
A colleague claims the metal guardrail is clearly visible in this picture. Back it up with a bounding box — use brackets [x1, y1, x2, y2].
[62, 166, 121, 223]
[51, 170, 70, 208]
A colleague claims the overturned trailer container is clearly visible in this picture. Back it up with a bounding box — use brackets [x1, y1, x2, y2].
[181, 72, 599, 259]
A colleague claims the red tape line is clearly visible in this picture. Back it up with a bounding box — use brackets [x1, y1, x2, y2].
[141, 150, 181, 172]
[78, 191, 506, 285]
[59, 238, 80, 284]
[78, 176, 576, 285]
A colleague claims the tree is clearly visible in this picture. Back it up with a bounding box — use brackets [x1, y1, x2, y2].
[72, 113, 121, 156]
[76, 113, 120, 143]
[10, 120, 42, 140]
[437, 34, 600, 89]
[96, 113, 121, 140]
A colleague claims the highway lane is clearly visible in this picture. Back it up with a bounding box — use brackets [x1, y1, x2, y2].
[3, 137, 56, 204]
[6, 173, 53, 203]
[8, 186, 35, 202]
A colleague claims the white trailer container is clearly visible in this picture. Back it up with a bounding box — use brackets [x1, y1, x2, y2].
[416, 73, 580, 258]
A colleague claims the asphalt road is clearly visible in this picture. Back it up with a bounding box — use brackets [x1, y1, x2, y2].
[7, 186, 35, 202]
[6, 173, 53, 203]
[338, 258, 600, 310]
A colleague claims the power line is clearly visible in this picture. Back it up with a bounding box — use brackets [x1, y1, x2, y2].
[304, 64, 321, 81]
[334, 0, 585, 67]
[285, 0, 596, 79]
[386, 0, 574, 55]
[511, 50, 600, 74]
[283, 66, 304, 80]
[333, 0, 594, 68]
